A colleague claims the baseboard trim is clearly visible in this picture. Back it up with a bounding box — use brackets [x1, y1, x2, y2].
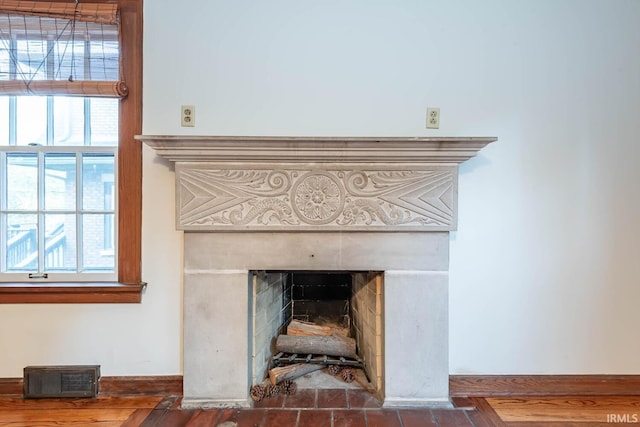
[0, 378, 21, 395]
[5, 374, 638, 397]
[450, 375, 640, 397]
[382, 397, 452, 409]
[0, 375, 183, 396]
[181, 397, 251, 409]
[99, 375, 183, 395]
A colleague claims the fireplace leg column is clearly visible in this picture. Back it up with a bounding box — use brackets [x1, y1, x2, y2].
[383, 270, 451, 408]
[182, 271, 251, 408]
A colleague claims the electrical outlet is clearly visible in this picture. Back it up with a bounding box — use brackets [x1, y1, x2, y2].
[426, 107, 440, 129]
[181, 105, 195, 127]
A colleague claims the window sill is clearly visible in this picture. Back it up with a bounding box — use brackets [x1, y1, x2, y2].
[0, 282, 146, 304]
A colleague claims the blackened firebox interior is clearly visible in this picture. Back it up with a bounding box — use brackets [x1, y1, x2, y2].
[289, 272, 352, 331]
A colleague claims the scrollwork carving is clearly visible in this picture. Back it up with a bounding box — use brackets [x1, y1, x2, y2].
[338, 199, 438, 226]
[183, 169, 291, 197]
[177, 167, 455, 230]
[198, 199, 298, 226]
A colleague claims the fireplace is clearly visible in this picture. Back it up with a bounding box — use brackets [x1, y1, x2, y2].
[138, 135, 496, 408]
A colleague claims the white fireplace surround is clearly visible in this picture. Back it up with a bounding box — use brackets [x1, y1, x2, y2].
[138, 135, 495, 408]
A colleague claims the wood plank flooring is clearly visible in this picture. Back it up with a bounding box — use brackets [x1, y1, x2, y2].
[487, 396, 640, 424]
[1, 392, 639, 426]
[0, 396, 162, 427]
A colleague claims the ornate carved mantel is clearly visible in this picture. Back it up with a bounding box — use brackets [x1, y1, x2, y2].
[137, 136, 496, 232]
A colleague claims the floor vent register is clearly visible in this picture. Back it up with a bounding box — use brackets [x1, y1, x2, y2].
[23, 365, 100, 398]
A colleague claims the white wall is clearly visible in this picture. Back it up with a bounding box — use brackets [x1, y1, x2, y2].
[0, 154, 182, 376]
[1, 0, 638, 377]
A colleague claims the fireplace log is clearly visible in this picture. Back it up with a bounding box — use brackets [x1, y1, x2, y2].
[268, 363, 323, 385]
[287, 320, 350, 337]
[276, 334, 357, 359]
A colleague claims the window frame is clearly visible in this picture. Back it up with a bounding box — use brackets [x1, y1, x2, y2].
[0, 0, 143, 303]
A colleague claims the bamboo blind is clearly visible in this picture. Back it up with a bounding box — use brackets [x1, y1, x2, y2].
[0, 1, 118, 25]
[0, 1, 125, 98]
[0, 16, 118, 41]
[0, 79, 127, 97]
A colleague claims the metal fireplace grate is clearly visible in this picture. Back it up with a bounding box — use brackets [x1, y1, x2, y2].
[271, 352, 368, 381]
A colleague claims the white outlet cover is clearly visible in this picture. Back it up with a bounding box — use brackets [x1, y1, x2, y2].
[181, 105, 195, 127]
[426, 107, 440, 129]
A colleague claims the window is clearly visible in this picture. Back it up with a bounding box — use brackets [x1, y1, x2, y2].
[0, 0, 142, 303]
[2, 98, 118, 281]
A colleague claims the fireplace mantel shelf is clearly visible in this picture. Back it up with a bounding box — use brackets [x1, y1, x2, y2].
[136, 135, 496, 163]
[139, 135, 497, 232]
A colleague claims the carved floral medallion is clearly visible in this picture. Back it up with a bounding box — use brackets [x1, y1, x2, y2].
[292, 172, 345, 224]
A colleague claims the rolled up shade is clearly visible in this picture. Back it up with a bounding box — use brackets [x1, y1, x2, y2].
[0, 1, 118, 25]
[0, 79, 128, 97]
[0, 1, 126, 98]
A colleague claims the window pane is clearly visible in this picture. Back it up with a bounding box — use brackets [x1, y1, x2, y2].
[0, 96, 8, 145]
[90, 98, 118, 146]
[44, 214, 76, 271]
[53, 97, 85, 146]
[82, 213, 114, 271]
[0, 47, 9, 80]
[90, 40, 120, 81]
[45, 153, 76, 210]
[16, 96, 47, 146]
[83, 154, 115, 210]
[53, 41, 85, 81]
[15, 40, 47, 80]
[7, 153, 37, 210]
[5, 213, 37, 271]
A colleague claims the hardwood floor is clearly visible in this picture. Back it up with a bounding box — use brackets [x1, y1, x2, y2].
[0, 395, 162, 426]
[485, 396, 640, 424]
[0, 392, 639, 426]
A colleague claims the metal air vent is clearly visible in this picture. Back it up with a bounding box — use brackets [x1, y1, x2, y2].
[24, 365, 100, 398]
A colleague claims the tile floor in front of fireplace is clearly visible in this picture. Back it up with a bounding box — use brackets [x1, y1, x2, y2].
[247, 389, 477, 426]
[130, 390, 480, 426]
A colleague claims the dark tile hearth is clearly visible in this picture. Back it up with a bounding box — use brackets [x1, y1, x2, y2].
[210, 388, 476, 427]
[298, 409, 333, 427]
[347, 389, 383, 409]
[282, 388, 317, 409]
[317, 388, 348, 409]
[252, 388, 383, 410]
[173, 407, 471, 427]
[333, 409, 367, 427]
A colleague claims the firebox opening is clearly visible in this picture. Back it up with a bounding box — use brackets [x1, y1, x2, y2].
[251, 270, 383, 398]
[291, 272, 352, 331]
